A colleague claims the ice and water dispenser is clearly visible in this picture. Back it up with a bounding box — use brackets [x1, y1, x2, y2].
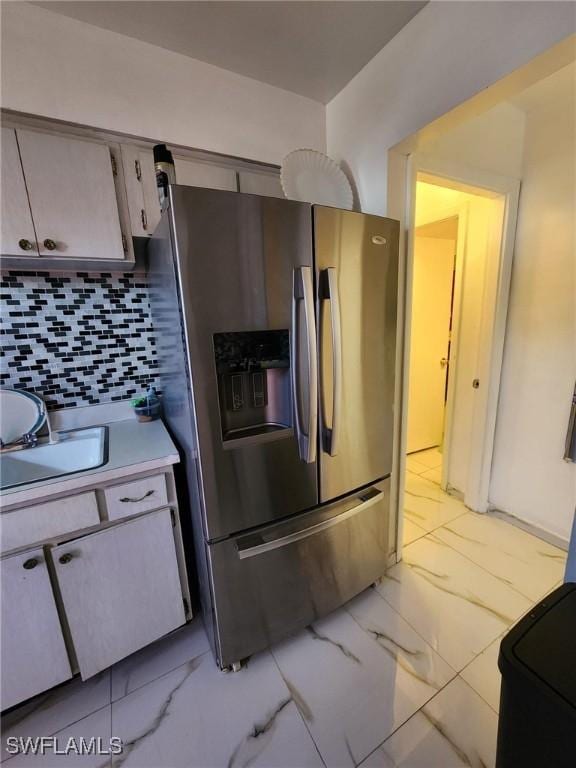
[213, 330, 292, 444]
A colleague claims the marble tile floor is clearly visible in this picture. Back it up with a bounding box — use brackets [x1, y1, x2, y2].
[405, 449, 443, 488]
[1, 483, 566, 768]
[406, 449, 443, 473]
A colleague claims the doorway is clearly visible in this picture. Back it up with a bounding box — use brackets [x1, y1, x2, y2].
[403, 172, 516, 514]
[406, 214, 458, 484]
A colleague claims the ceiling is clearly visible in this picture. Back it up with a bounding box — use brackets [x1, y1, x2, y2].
[416, 216, 459, 240]
[31, 1, 427, 104]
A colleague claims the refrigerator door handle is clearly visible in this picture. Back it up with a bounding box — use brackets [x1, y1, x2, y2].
[320, 268, 343, 456]
[291, 266, 318, 463]
[564, 380, 576, 462]
[237, 488, 384, 559]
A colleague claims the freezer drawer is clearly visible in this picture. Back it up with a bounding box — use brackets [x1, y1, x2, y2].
[208, 478, 389, 668]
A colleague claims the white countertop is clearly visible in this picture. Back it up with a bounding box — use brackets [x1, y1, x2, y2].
[1, 419, 180, 509]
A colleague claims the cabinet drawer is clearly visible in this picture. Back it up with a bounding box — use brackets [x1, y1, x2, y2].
[104, 474, 168, 520]
[1, 492, 100, 554]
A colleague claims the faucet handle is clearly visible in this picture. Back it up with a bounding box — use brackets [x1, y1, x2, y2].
[0, 432, 38, 452]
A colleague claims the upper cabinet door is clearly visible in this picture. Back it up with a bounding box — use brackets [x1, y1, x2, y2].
[16, 129, 125, 260]
[238, 170, 284, 199]
[122, 148, 238, 238]
[121, 144, 161, 237]
[1, 128, 38, 256]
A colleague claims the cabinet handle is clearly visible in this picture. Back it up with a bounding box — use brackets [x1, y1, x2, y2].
[119, 489, 154, 503]
[43, 239, 58, 251]
[23, 558, 39, 570]
[18, 239, 34, 251]
[58, 553, 74, 565]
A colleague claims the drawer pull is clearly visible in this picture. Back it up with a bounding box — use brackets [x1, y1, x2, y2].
[58, 553, 74, 565]
[22, 558, 39, 570]
[238, 488, 384, 560]
[119, 489, 155, 504]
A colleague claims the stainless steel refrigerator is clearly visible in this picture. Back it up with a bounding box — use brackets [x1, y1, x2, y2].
[149, 185, 399, 669]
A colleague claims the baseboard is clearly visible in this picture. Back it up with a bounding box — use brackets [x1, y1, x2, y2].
[445, 484, 464, 501]
[488, 507, 569, 552]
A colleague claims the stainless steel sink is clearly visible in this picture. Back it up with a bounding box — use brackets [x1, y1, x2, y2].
[0, 426, 108, 491]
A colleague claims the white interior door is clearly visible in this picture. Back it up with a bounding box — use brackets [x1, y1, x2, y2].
[16, 129, 125, 260]
[1, 128, 38, 256]
[51, 508, 185, 679]
[407, 230, 456, 453]
[1, 548, 72, 709]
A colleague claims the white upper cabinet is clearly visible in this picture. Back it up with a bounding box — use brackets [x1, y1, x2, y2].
[4, 116, 284, 248]
[1, 128, 38, 256]
[122, 145, 238, 237]
[121, 144, 161, 237]
[16, 129, 126, 260]
[238, 170, 284, 199]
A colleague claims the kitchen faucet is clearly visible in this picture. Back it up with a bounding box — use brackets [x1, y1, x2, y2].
[43, 400, 60, 444]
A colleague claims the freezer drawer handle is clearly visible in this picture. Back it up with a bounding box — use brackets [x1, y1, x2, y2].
[291, 266, 318, 463]
[237, 488, 383, 559]
[319, 268, 343, 456]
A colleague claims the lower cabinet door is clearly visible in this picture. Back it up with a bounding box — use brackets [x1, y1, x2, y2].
[1, 547, 72, 709]
[51, 508, 186, 679]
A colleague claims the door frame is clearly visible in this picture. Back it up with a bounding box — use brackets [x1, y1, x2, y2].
[390, 152, 520, 560]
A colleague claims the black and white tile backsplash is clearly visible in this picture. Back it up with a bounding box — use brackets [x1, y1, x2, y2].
[0, 271, 159, 410]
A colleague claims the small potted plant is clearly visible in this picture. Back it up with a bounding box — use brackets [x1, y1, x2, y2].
[131, 387, 162, 422]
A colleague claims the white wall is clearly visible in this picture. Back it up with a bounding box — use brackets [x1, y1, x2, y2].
[326, 1, 575, 215]
[490, 94, 576, 542]
[0, 3, 325, 165]
[420, 103, 526, 180]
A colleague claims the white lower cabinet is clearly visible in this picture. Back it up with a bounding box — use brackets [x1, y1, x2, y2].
[1, 547, 72, 709]
[50, 508, 186, 680]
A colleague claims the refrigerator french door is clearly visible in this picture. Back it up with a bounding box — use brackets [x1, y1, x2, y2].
[159, 187, 318, 542]
[314, 206, 399, 502]
[149, 186, 399, 669]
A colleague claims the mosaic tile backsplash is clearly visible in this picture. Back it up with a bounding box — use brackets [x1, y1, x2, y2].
[0, 271, 159, 410]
